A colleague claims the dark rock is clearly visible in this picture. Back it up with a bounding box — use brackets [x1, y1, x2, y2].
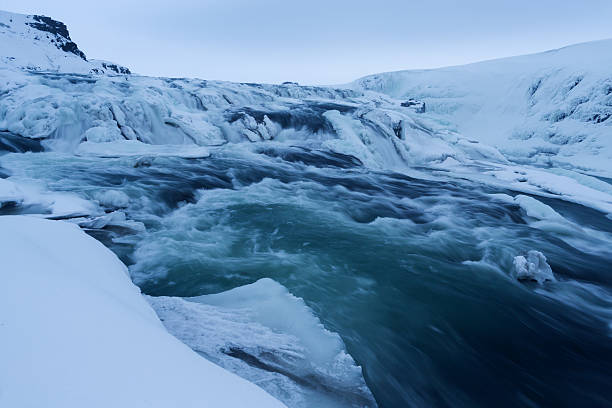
[26, 15, 87, 60]
[0, 132, 44, 153]
[400, 99, 426, 113]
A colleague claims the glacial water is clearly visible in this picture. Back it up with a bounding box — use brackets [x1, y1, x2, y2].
[2, 144, 612, 407]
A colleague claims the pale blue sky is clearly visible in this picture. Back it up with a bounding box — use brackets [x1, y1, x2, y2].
[4, 0, 612, 84]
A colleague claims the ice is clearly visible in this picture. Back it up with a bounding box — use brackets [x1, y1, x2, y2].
[94, 189, 130, 208]
[83, 125, 124, 142]
[149, 278, 377, 407]
[351, 40, 612, 177]
[2, 27, 612, 220]
[0, 215, 284, 408]
[0, 176, 96, 217]
[2, 8, 612, 193]
[513, 194, 566, 222]
[488, 166, 612, 215]
[76, 140, 211, 158]
[512, 250, 556, 284]
[0, 177, 23, 204]
[75, 210, 145, 232]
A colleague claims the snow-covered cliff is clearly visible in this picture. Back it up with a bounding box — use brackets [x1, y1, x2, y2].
[0, 10, 129, 74]
[351, 40, 612, 176]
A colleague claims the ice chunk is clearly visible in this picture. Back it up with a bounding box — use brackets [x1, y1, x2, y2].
[512, 250, 556, 284]
[95, 189, 130, 208]
[513, 195, 566, 221]
[148, 278, 377, 408]
[83, 126, 124, 143]
[75, 211, 144, 232]
[0, 177, 96, 217]
[0, 178, 24, 205]
[75, 140, 210, 158]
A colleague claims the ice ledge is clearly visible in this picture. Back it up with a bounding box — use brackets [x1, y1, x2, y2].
[0, 215, 284, 408]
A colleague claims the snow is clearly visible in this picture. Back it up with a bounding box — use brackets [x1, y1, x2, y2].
[0, 10, 130, 74]
[0, 215, 284, 408]
[0, 177, 22, 203]
[513, 250, 556, 284]
[351, 40, 612, 177]
[149, 278, 377, 408]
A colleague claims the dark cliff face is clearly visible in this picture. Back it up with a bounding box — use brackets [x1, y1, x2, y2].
[100, 62, 131, 75]
[26, 14, 87, 60]
[21, 14, 131, 74]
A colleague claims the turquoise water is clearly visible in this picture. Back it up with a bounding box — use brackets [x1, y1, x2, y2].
[2, 146, 612, 407]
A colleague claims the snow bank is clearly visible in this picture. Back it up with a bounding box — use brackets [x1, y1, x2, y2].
[0, 215, 284, 408]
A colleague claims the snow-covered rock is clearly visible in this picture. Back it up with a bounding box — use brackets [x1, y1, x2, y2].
[0, 10, 130, 74]
[0, 215, 284, 408]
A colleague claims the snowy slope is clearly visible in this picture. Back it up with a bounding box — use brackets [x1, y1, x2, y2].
[0, 215, 285, 408]
[0, 10, 129, 74]
[351, 40, 612, 176]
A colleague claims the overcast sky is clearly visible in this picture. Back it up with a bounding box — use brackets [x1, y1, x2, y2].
[4, 0, 612, 84]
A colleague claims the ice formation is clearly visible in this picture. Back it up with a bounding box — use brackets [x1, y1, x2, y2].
[513, 250, 556, 284]
[1, 19, 611, 215]
[149, 278, 377, 408]
[351, 40, 612, 177]
[0, 215, 285, 408]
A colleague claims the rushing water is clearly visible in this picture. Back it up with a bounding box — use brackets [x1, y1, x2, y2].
[2, 144, 612, 407]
